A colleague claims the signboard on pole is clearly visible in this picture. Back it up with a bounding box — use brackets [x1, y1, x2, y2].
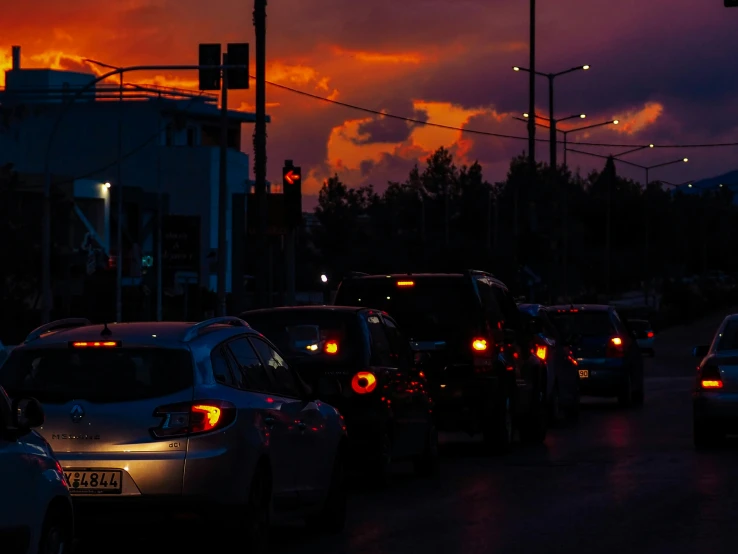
[162, 215, 201, 273]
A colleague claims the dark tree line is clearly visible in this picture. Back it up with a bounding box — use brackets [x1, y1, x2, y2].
[305, 147, 737, 302]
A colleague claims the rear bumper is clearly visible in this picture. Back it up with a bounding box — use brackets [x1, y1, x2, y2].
[577, 359, 627, 396]
[431, 374, 503, 432]
[694, 392, 738, 426]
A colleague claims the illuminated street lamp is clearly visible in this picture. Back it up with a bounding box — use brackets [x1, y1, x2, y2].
[513, 64, 590, 168]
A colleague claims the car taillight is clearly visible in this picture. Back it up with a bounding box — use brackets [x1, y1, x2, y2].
[700, 367, 723, 390]
[151, 400, 237, 438]
[647, 331, 654, 339]
[472, 338, 488, 351]
[606, 336, 624, 358]
[535, 345, 547, 360]
[351, 371, 377, 394]
[324, 340, 339, 354]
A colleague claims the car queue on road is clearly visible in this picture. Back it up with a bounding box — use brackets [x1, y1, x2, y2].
[1, 269, 668, 554]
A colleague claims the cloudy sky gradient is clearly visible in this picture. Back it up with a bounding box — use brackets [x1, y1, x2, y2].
[3, 0, 737, 206]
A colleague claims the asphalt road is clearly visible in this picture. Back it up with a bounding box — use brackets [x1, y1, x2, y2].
[75, 308, 738, 554]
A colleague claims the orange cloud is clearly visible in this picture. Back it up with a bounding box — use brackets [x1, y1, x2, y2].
[612, 102, 664, 135]
[331, 47, 427, 64]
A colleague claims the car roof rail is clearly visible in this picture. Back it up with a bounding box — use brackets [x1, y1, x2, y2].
[24, 318, 93, 343]
[344, 271, 370, 279]
[182, 316, 249, 342]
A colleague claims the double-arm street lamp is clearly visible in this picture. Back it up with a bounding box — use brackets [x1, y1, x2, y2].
[513, 64, 590, 168]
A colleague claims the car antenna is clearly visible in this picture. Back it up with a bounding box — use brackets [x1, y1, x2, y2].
[100, 322, 112, 337]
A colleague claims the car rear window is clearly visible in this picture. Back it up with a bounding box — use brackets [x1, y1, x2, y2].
[334, 277, 480, 340]
[548, 311, 615, 337]
[243, 310, 362, 365]
[0, 347, 194, 404]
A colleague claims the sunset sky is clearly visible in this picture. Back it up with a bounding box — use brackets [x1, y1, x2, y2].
[3, 0, 738, 206]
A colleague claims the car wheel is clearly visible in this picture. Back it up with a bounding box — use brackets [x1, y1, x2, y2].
[520, 383, 548, 444]
[307, 452, 347, 534]
[413, 422, 439, 477]
[38, 504, 73, 554]
[617, 373, 633, 407]
[484, 391, 513, 454]
[694, 417, 723, 449]
[245, 464, 271, 554]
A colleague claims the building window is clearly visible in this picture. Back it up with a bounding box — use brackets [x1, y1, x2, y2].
[165, 124, 175, 146]
[187, 127, 197, 146]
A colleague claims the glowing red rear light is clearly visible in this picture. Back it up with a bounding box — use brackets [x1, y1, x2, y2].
[151, 400, 237, 438]
[472, 338, 488, 351]
[535, 346, 547, 360]
[351, 371, 377, 394]
[71, 341, 119, 348]
[647, 331, 654, 338]
[396, 280, 414, 287]
[606, 336, 624, 358]
[324, 340, 339, 354]
[701, 380, 723, 389]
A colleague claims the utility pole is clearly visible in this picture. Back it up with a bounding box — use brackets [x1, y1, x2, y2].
[527, 0, 536, 167]
[254, 0, 268, 308]
[115, 72, 124, 322]
[217, 53, 229, 317]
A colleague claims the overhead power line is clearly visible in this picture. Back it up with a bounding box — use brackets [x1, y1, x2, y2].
[258, 76, 738, 151]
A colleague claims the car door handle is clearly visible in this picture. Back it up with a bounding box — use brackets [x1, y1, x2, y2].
[297, 421, 307, 431]
[264, 417, 276, 427]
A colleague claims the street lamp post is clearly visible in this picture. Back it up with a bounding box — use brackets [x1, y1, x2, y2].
[513, 64, 590, 169]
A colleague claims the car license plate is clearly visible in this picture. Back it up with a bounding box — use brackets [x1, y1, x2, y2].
[64, 470, 122, 494]
[578, 369, 589, 379]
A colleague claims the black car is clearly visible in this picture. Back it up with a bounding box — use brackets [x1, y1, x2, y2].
[547, 305, 644, 407]
[240, 306, 438, 480]
[518, 304, 581, 422]
[333, 271, 548, 453]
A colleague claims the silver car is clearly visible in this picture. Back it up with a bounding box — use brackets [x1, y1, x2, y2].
[0, 317, 348, 550]
[693, 313, 738, 448]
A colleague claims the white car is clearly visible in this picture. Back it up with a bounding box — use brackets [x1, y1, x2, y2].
[0, 386, 73, 554]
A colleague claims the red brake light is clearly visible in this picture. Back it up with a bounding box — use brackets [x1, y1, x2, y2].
[472, 338, 488, 351]
[647, 331, 654, 338]
[351, 371, 377, 394]
[151, 400, 236, 438]
[324, 340, 339, 354]
[700, 366, 723, 390]
[396, 280, 414, 287]
[606, 336, 624, 358]
[71, 341, 119, 348]
[701, 380, 723, 389]
[535, 345, 547, 360]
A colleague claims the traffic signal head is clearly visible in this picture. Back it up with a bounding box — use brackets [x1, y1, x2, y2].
[726, 0, 738, 6]
[198, 43, 221, 91]
[226, 43, 249, 90]
[283, 165, 302, 228]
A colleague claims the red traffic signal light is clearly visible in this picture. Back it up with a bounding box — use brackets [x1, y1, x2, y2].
[198, 43, 221, 91]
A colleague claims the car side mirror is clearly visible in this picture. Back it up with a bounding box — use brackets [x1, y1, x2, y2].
[317, 376, 342, 398]
[693, 345, 709, 358]
[11, 397, 45, 431]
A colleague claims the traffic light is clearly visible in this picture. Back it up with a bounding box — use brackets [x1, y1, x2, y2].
[726, 0, 738, 6]
[283, 162, 302, 228]
[227, 43, 249, 89]
[198, 43, 221, 91]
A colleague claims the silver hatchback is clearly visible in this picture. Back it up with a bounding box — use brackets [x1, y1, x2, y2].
[0, 317, 348, 550]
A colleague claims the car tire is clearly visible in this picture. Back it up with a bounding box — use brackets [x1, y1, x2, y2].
[617, 373, 633, 407]
[38, 503, 73, 554]
[306, 452, 347, 534]
[244, 464, 271, 554]
[413, 422, 439, 477]
[520, 380, 548, 444]
[694, 417, 723, 449]
[483, 390, 513, 454]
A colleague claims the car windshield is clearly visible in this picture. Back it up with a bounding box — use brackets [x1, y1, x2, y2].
[716, 320, 738, 351]
[549, 311, 615, 337]
[335, 278, 479, 340]
[0, 347, 193, 404]
[243, 310, 361, 365]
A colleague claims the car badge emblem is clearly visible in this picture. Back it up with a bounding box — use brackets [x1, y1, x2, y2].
[70, 404, 85, 423]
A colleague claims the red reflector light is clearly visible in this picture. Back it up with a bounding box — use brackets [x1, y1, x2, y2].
[472, 338, 488, 351]
[647, 331, 654, 338]
[396, 280, 414, 287]
[151, 400, 236, 438]
[324, 340, 338, 354]
[535, 346, 547, 360]
[351, 371, 377, 394]
[701, 380, 723, 389]
[71, 341, 119, 348]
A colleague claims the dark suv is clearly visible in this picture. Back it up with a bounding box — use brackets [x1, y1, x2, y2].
[334, 271, 548, 452]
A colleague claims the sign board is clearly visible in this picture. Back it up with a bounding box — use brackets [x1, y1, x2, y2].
[162, 215, 201, 272]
